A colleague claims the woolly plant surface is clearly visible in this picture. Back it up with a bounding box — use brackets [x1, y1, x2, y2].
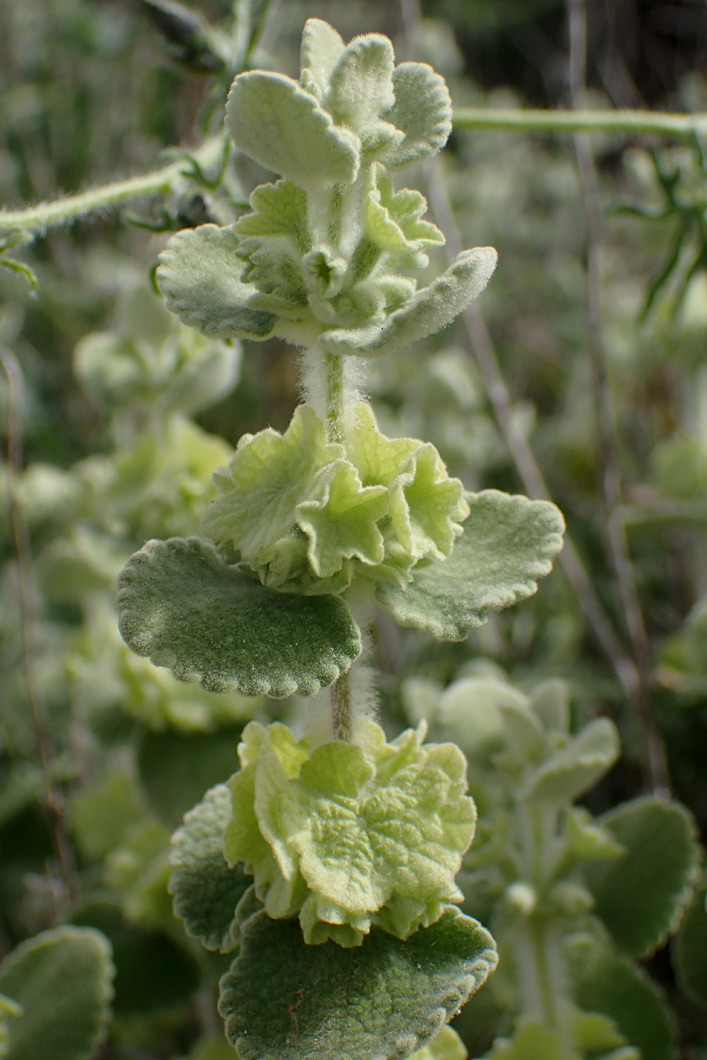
[218, 907, 497, 1060]
[116, 536, 361, 697]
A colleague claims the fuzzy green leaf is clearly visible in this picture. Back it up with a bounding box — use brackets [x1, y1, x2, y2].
[202, 404, 343, 583]
[170, 785, 253, 952]
[521, 718, 620, 805]
[673, 881, 707, 1008]
[158, 224, 277, 340]
[581, 797, 701, 958]
[364, 164, 444, 255]
[376, 491, 565, 640]
[224, 721, 476, 945]
[327, 34, 395, 136]
[297, 461, 389, 576]
[0, 926, 113, 1060]
[384, 62, 453, 167]
[117, 536, 361, 697]
[567, 937, 674, 1060]
[300, 18, 345, 100]
[227, 71, 359, 187]
[319, 247, 497, 356]
[218, 908, 497, 1060]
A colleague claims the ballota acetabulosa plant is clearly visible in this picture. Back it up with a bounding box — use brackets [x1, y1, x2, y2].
[113, 16, 566, 1057]
[2, 11, 707, 1060]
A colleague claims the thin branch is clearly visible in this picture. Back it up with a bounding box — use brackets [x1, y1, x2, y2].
[1, 348, 79, 900]
[0, 136, 225, 236]
[452, 107, 707, 139]
[423, 158, 643, 714]
[566, 0, 670, 795]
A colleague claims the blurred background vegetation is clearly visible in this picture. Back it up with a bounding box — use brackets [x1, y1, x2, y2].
[1, 1, 707, 1057]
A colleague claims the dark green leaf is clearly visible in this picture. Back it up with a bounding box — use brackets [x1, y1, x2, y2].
[219, 907, 497, 1060]
[117, 537, 362, 697]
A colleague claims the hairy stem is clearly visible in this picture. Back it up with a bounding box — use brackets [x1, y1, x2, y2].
[1, 349, 78, 902]
[424, 156, 643, 712]
[331, 669, 353, 741]
[452, 107, 707, 139]
[0, 136, 225, 235]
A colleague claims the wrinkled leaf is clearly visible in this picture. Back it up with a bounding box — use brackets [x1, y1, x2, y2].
[219, 907, 497, 1060]
[376, 491, 564, 639]
[117, 536, 361, 697]
[385, 62, 452, 168]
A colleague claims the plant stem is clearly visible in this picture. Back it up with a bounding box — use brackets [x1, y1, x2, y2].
[566, 0, 670, 797]
[324, 351, 346, 444]
[0, 136, 225, 235]
[452, 107, 707, 139]
[1, 348, 78, 902]
[331, 669, 353, 741]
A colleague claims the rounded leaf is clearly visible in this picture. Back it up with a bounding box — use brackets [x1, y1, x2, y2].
[218, 908, 497, 1060]
[226, 71, 359, 187]
[377, 491, 565, 640]
[673, 880, 707, 1008]
[0, 926, 113, 1060]
[581, 796, 701, 958]
[117, 536, 361, 697]
[384, 62, 452, 167]
[158, 225, 277, 341]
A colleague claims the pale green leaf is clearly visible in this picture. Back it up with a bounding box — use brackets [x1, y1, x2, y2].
[567, 937, 675, 1060]
[327, 34, 396, 138]
[497, 699, 545, 763]
[319, 247, 497, 356]
[384, 62, 453, 167]
[158, 224, 277, 340]
[438, 676, 526, 759]
[224, 720, 475, 944]
[364, 164, 444, 255]
[521, 718, 620, 805]
[235, 180, 311, 252]
[170, 784, 252, 952]
[376, 491, 565, 640]
[582, 797, 701, 958]
[487, 1023, 572, 1060]
[0, 926, 113, 1060]
[218, 908, 497, 1060]
[117, 536, 361, 697]
[564, 808, 626, 863]
[297, 461, 389, 576]
[408, 1026, 467, 1060]
[202, 404, 343, 580]
[226, 71, 359, 187]
[673, 880, 707, 1008]
[529, 679, 570, 734]
[300, 18, 345, 100]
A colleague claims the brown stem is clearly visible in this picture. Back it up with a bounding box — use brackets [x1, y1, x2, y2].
[1, 348, 79, 901]
[566, 0, 670, 795]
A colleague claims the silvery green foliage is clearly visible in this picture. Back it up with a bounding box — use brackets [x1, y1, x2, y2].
[158, 18, 498, 353]
[404, 672, 702, 1060]
[202, 402, 469, 596]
